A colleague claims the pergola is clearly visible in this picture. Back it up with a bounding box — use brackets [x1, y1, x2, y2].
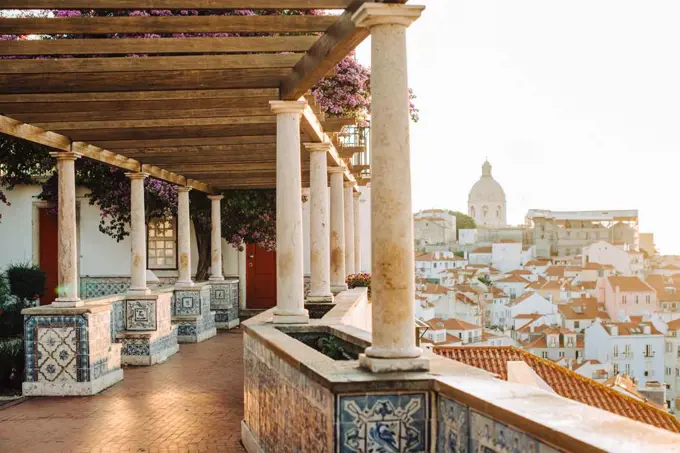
[3, 1, 428, 381]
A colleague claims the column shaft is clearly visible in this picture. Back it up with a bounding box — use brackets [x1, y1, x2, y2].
[209, 195, 224, 281]
[127, 172, 149, 295]
[329, 169, 347, 292]
[305, 144, 333, 302]
[176, 187, 193, 286]
[353, 3, 427, 371]
[344, 184, 355, 276]
[271, 100, 309, 324]
[353, 192, 362, 273]
[50, 152, 82, 307]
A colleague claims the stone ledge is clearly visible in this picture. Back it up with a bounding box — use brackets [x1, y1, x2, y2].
[22, 368, 123, 396]
[22, 304, 111, 316]
[241, 421, 265, 453]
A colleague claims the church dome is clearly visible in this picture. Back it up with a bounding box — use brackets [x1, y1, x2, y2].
[468, 160, 506, 203]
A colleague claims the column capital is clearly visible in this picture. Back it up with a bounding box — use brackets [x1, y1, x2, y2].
[328, 166, 346, 175]
[49, 151, 81, 161]
[352, 3, 425, 28]
[303, 142, 333, 154]
[353, 191, 362, 199]
[125, 172, 149, 180]
[207, 194, 224, 201]
[177, 186, 192, 193]
[270, 100, 308, 115]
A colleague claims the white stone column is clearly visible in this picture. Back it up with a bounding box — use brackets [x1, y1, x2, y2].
[304, 143, 334, 303]
[270, 100, 309, 324]
[49, 152, 83, 307]
[344, 183, 356, 277]
[353, 191, 362, 273]
[126, 172, 150, 295]
[176, 186, 193, 287]
[208, 194, 225, 281]
[353, 3, 428, 372]
[328, 167, 347, 293]
[238, 247, 247, 309]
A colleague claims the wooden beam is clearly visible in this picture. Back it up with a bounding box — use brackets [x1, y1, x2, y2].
[0, 115, 70, 151]
[281, 12, 369, 100]
[0, 88, 278, 103]
[90, 135, 277, 149]
[1, 1, 356, 9]
[0, 69, 290, 94]
[32, 116, 276, 132]
[0, 54, 301, 74]
[0, 36, 318, 56]
[0, 15, 337, 35]
[58, 123, 278, 141]
[118, 143, 276, 158]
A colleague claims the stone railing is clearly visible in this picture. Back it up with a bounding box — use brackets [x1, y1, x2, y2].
[241, 288, 680, 453]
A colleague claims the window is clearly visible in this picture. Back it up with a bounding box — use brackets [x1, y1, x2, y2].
[667, 342, 673, 353]
[645, 344, 653, 357]
[667, 367, 671, 376]
[541, 352, 548, 359]
[646, 295, 651, 304]
[496, 207, 501, 218]
[624, 344, 632, 358]
[613, 344, 619, 358]
[635, 295, 639, 304]
[625, 363, 631, 375]
[613, 363, 619, 374]
[677, 368, 680, 378]
[574, 321, 580, 330]
[559, 351, 565, 358]
[148, 217, 177, 269]
[482, 206, 488, 217]
[622, 295, 627, 304]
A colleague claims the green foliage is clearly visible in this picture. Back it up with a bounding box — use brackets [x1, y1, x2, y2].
[454, 251, 466, 258]
[6, 262, 45, 301]
[478, 276, 492, 287]
[317, 335, 352, 361]
[0, 338, 24, 392]
[449, 211, 477, 240]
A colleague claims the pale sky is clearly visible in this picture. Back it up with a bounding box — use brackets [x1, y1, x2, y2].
[356, 1, 680, 254]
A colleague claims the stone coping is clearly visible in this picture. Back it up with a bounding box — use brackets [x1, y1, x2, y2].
[242, 289, 680, 452]
[22, 304, 112, 316]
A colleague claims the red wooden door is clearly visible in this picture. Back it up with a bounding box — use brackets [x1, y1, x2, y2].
[39, 208, 59, 306]
[246, 244, 277, 309]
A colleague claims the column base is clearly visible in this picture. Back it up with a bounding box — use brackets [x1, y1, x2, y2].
[306, 294, 335, 303]
[175, 280, 195, 288]
[23, 368, 123, 396]
[272, 310, 310, 324]
[331, 285, 348, 295]
[209, 279, 239, 329]
[117, 328, 179, 366]
[209, 276, 225, 282]
[359, 353, 430, 373]
[52, 298, 84, 308]
[127, 288, 151, 296]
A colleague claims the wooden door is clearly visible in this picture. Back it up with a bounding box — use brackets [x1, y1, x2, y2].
[39, 208, 59, 306]
[246, 244, 277, 309]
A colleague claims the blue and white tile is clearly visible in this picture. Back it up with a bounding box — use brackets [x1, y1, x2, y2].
[470, 411, 551, 453]
[174, 290, 201, 316]
[437, 395, 469, 453]
[126, 299, 157, 331]
[337, 392, 429, 453]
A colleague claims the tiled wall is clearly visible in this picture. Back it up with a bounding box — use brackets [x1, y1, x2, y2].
[80, 277, 178, 299]
[210, 280, 239, 325]
[243, 333, 334, 452]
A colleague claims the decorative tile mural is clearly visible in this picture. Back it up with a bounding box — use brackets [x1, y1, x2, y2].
[120, 329, 178, 357]
[25, 315, 89, 383]
[437, 395, 469, 453]
[337, 393, 429, 453]
[110, 300, 125, 342]
[174, 290, 201, 316]
[469, 410, 556, 453]
[210, 281, 239, 326]
[125, 299, 157, 331]
[80, 278, 130, 299]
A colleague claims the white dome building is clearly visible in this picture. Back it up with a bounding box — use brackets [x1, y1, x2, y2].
[468, 160, 507, 228]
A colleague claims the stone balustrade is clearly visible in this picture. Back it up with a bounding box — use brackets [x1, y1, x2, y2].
[241, 288, 680, 453]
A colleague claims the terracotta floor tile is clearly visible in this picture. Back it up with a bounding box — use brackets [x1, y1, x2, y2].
[0, 330, 246, 453]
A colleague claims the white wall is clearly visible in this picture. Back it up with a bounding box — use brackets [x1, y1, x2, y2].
[492, 243, 522, 273]
[0, 185, 40, 269]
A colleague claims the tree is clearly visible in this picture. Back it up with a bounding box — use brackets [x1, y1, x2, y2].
[449, 211, 476, 240]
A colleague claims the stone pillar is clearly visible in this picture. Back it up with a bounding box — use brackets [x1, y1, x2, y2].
[344, 183, 355, 277]
[126, 172, 150, 295]
[353, 3, 428, 372]
[49, 152, 82, 307]
[238, 248, 247, 310]
[176, 187, 193, 287]
[353, 191, 362, 273]
[208, 195, 224, 281]
[328, 168, 347, 293]
[304, 143, 334, 303]
[270, 100, 309, 324]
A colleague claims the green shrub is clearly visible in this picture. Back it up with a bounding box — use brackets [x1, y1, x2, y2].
[0, 338, 24, 392]
[6, 262, 45, 301]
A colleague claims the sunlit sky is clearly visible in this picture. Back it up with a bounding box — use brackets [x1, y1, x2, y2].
[355, 0, 680, 254]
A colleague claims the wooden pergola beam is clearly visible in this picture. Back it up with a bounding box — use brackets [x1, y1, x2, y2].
[90, 135, 278, 149]
[0, 36, 317, 56]
[0, 15, 337, 35]
[1, 0, 357, 8]
[0, 88, 279, 103]
[31, 116, 276, 132]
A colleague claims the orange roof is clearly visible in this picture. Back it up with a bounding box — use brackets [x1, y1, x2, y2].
[421, 333, 462, 346]
[507, 292, 543, 306]
[510, 269, 533, 276]
[525, 259, 551, 267]
[545, 266, 566, 277]
[521, 333, 583, 349]
[602, 321, 662, 336]
[496, 275, 530, 284]
[540, 280, 564, 290]
[646, 275, 680, 302]
[573, 359, 602, 371]
[471, 246, 492, 254]
[606, 276, 655, 293]
[558, 298, 610, 320]
[433, 346, 680, 433]
[667, 318, 680, 331]
[456, 293, 477, 305]
[427, 317, 481, 331]
[570, 280, 597, 291]
[420, 283, 449, 295]
[514, 313, 542, 319]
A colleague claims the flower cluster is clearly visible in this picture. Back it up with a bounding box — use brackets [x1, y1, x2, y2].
[346, 273, 372, 298]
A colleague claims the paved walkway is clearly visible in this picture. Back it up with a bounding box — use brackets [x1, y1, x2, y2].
[0, 330, 246, 453]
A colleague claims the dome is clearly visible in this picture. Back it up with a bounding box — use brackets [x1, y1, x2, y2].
[468, 160, 506, 203]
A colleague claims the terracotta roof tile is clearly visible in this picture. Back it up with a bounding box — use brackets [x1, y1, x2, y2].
[471, 246, 492, 254]
[545, 266, 566, 277]
[433, 346, 680, 433]
[497, 275, 530, 284]
[558, 298, 610, 320]
[427, 317, 481, 331]
[606, 276, 655, 293]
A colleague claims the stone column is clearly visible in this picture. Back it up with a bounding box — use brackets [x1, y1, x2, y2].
[208, 195, 224, 281]
[238, 248, 247, 310]
[49, 152, 82, 307]
[328, 168, 347, 293]
[353, 3, 428, 372]
[344, 183, 355, 277]
[270, 100, 309, 324]
[176, 186, 193, 287]
[304, 143, 334, 303]
[353, 191, 362, 273]
[126, 172, 150, 295]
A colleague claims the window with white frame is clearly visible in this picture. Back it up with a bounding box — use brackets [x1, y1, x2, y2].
[541, 351, 548, 359]
[148, 217, 177, 269]
[625, 363, 631, 375]
[667, 342, 673, 353]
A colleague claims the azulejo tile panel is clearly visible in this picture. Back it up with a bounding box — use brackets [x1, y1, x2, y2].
[110, 300, 125, 342]
[126, 299, 157, 331]
[174, 290, 201, 316]
[469, 410, 558, 453]
[437, 395, 469, 453]
[80, 278, 130, 299]
[337, 392, 430, 453]
[25, 315, 89, 383]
